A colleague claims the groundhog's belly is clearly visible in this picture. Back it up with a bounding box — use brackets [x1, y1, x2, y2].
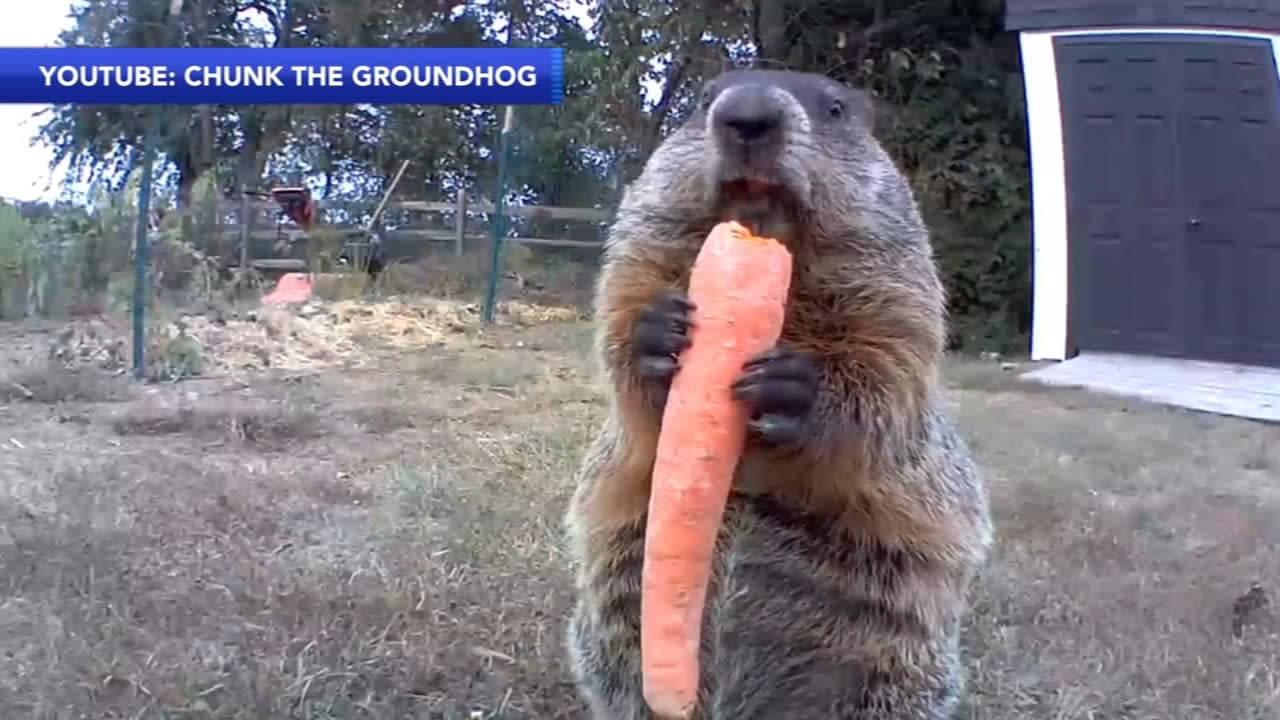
[702, 495, 943, 673]
[710, 496, 860, 640]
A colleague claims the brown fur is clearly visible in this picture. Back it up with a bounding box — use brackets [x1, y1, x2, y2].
[564, 69, 994, 719]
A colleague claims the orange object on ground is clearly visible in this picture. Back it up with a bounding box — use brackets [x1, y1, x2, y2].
[640, 221, 794, 719]
[261, 272, 314, 305]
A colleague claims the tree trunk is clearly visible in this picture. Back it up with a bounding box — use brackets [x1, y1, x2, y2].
[236, 117, 266, 271]
[754, 0, 790, 63]
[636, 14, 713, 162]
[177, 162, 197, 250]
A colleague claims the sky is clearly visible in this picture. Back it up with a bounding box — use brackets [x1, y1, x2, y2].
[0, 2, 75, 203]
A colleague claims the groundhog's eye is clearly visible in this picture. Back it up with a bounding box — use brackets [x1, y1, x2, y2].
[828, 99, 845, 119]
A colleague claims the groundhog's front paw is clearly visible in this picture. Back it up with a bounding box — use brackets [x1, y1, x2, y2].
[631, 290, 695, 391]
[732, 347, 819, 447]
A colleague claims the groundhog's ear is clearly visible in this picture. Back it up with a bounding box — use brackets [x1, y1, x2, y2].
[846, 88, 875, 131]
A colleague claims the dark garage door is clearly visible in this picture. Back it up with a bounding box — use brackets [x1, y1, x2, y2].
[1056, 34, 1280, 368]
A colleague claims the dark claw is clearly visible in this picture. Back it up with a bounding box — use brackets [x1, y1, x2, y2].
[732, 347, 819, 447]
[739, 347, 819, 381]
[732, 378, 813, 416]
[631, 290, 696, 395]
[747, 413, 806, 448]
[635, 326, 692, 357]
[636, 354, 679, 380]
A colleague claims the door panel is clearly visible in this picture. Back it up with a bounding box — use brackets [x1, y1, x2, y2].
[1175, 38, 1280, 366]
[1055, 34, 1280, 367]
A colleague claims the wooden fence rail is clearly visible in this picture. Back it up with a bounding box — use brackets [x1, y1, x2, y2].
[215, 193, 611, 269]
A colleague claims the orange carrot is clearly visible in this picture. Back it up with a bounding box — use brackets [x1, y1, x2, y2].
[641, 221, 793, 719]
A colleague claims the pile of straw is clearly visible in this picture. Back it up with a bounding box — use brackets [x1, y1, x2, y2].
[46, 297, 585, 376]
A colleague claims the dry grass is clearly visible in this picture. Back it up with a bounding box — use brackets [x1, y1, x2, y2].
[0, 310, 1277, 719]
[946, 362, 1280, 719]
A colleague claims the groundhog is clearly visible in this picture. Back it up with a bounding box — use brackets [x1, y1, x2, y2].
[563, 69, 994, 719]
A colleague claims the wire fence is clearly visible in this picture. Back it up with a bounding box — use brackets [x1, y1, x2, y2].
[0, 105, 627, 381]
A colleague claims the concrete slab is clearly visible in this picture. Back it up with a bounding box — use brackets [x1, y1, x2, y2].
[1021, 352, 1280, 424]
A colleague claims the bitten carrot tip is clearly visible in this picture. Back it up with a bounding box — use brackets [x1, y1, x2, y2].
[721, 220, 783, 247]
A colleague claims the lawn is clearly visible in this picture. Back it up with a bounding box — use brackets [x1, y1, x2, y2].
[0, 299, 1276, 719]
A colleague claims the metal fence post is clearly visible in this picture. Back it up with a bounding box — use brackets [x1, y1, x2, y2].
[482, 106, 515, 325]
[131, 117, 159, 380]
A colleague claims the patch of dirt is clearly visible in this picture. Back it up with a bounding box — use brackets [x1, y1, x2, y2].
[0, 362, 130, 404]
[0, 307, 1277, 719]
[110, 398, 328, 450]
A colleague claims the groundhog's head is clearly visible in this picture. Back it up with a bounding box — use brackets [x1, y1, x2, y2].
[634, 69, 885, 243]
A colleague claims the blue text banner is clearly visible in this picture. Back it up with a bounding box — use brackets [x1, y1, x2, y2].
[0, 47, 565, 105]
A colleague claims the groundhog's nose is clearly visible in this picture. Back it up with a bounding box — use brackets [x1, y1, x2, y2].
[712, 87, 784, 146]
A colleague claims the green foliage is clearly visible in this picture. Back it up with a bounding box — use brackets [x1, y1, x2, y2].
[875, 44, 1032, 354]
[0, 203, 37, 319]
[0, 203, 35, 287]
[6, 185, 233, 320]
[926, 207, 1032, 353]
[148, 327, 205, 382]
